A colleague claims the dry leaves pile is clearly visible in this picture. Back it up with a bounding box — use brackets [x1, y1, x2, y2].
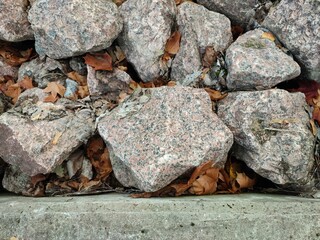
[132, 157, 257, 198]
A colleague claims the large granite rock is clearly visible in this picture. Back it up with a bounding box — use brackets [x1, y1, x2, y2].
[263, 0, 320, 81]
[196, 0, 257, 26]
[87, 66, 131, 101]
[2, 165, 31, 194]
[171, 2, 232, 87]
[0, 0, 34, 41]
[217, 89, 315, 188]
[225, 29, 301, 90]
[118, 0, 176, 82]
[0, 158, 7, 191]
[98, 86, 233, 192]
[28, 0, 122, 59]
[0, 91, 95, 176]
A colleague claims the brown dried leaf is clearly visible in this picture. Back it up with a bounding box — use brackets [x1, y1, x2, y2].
[234, 172, 256, 189]
[114, 46, 126, 63]
[166, 81, 176, 87]
[43, 94, 58, 103]
[3, 82, 21, 104]
[189, 168, 219, 195]
[309, 119, 318, 136]
[313, 106, 320, 125]
[261, 32, 275, 42]
[84, 53, 113, 71]
[188, 160, 214, 185]
[19, 76, 34, 90]
[0, 47, 33, 66]
[202, 46, 218, 68]
[165, 31, 181, 55]
[67, 71, 87, 86]
[77, 85, 89, 98]
[204, 88, 228, 101]
[31, 174, 47, 186]
[43, 82, 65, 98]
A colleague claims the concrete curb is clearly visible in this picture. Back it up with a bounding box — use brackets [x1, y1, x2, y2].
[0, 193, 320, 240]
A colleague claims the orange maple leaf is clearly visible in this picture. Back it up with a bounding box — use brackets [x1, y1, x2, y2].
[84, 53, 113, 71]
[43, 82, 66, 98]
[19, 76, 34, 90]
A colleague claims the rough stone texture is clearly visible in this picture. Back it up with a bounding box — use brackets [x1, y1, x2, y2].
[217, 89, 315, 188]
[196, 0, 257, 26]
[28, 0, 123, 59]
[87, 66, 131, 101]
[1, 193, 320, 240]
[2, 165, 30, 194]
[0, 56, 19, 79]
[263, 0, 320, 81]
[0, 94, 95, 176]
[18, 57, 67, 88]
[98, 86, 233, 192]
[0, 158, 7, 191]
[225, 29, 301, 90]
[0, 95, 4, 115]
[171, 2, 232, 86]
[0, 0, 34, 42]
[118, 0, 176, 82]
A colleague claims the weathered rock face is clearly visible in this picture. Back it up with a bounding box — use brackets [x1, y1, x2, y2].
[0, 93, 95, 176]
[28, 0, 122, 59]
[225, 29, 301, 90]
[263, 0, 320, 81]
[0, 57, 19, 79]
[217, 89, 315, 188]
[87, 66, 131, 101]
[0, 158, 7, 191]
[196, 0, 257, 26]
[18, 57, 66, 88]
[0, 0, 34, 42]
[98, 86, 233, 192]
[118, 0, 176, 82]
[2, 165, 30, 194]
[171, 2, 232, 86]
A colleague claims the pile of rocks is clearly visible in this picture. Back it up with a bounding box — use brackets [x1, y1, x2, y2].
[0, 0, 319, 195]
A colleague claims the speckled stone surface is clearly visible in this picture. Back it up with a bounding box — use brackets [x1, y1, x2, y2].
[225, 29, 301, 90]
[217, 89, 315, 188]
[0, 57, 19, 79]
[0, 0, 34, 42]
[0, 96, 95, 176]
[28, 0, 122, 59]
[263, 0, 320, 81]
[196, 0, 257, 26]
[117, 0, 176, 82]
[171, 1, 232, 86]
[98, 86, 233, 192]
[2, 165, 30, 194]
[87, 66, 131, 101]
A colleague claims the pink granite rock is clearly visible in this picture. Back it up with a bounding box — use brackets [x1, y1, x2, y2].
[0, 0, 34, 42]
[98, 86, 233, 192]
[217, 89, 315, 189]
[0, 94, 95, 176]
[87, 66, 131, 101]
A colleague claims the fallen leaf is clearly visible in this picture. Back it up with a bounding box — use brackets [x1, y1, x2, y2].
[67, 71, 87, 86]
[165, 31, 181, 55]
[114, 46, 126, 63]
[287, 80, 320, 105]
[3, 82, 21, 104]
[313, 106, 320, 125]
[77, 85, 89, 98]
[19, 76, 34, 90]
[261, 32, 275, 42]
[189, 168, 219, 195]
[84, 53, 113, 71]
[0, 47, 33, 66]
[113, 0, 126, 6]
[204, 88, 228, 101]
[31, 174, 47, 186]
[233, 172, 256, 190]
[309, 119, 318, 136]
[202, 46, 218, 68]
[166, 81, 176, 87]
[43, 94, 58, 103]
[43, 82, 66, 98]
[52, 132, 63, 145]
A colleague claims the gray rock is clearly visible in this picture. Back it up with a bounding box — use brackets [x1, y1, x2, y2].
[225, 29, 301, 90]
[18, 57, 66, 88]
[171, 2, 232, 86]
[0, 95, 4, 115]
[98, 86, 233, 192]
[217, 89, 315, 188]
[0, 158, 7, 191]
[118, 0, 176, 82]
[263, 0, 320, 81]
[0, 57, 19, 79]
[87, 66, 131, 101]
[28, 0, 123, 59]
[196, 0, 257, 26]
[0, 0, 34, 42]
[0, 95, 95, 176]
[2, 165, 30, 194]
[69, 57, 87, 76]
